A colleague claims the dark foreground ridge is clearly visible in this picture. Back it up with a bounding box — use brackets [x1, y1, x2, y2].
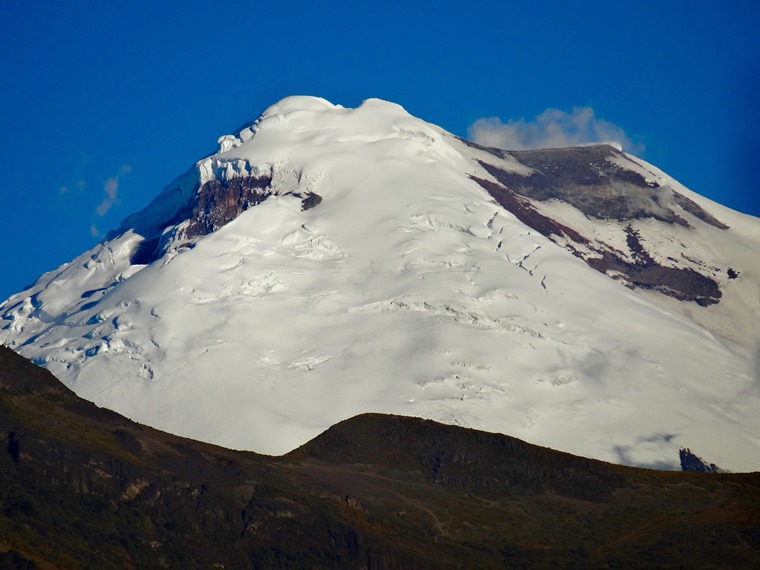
[1, 346, 759, 568]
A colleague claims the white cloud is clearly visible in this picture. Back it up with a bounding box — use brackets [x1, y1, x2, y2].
[59, 179, 86, 196]
[94, 165, 131, 218]
[467, 107, 642, 154]
[91, 165, 131, 238]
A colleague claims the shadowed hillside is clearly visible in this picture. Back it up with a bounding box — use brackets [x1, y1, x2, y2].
[1, 345, 759, 568]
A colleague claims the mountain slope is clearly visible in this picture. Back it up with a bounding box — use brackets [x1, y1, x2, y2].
[2, 346, 760, 568]
[1, 97, 759, 471]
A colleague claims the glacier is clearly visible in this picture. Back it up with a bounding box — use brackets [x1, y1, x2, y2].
[2, 96, 760, 471]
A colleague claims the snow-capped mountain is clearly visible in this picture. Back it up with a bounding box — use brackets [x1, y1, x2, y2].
[2, 97, 759, 471]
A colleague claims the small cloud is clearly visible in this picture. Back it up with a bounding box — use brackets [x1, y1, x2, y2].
[58, 179, 86, 197]
[96, 178, 119, 216]
[89, 165, 131, 238]
[468, 107, 643, 154]
[94, 165, 131, 218]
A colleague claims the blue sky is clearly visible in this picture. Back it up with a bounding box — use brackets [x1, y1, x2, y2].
[1, 0, 758, 302]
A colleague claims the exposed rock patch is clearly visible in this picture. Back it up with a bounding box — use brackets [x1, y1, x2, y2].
[180, 174, 274, 239]
[128, 174, 324, 266]
[298, 191, 322, 211]
[470, 176, 588, 244]
[680, 448, 723, 473]
[475, 144, 727, 229]
[585, 250, 722, 306]
[469, 144, 725, 306]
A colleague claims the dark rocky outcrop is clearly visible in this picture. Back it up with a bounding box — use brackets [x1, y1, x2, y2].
[128, 174, 273, 266]
[469, 144, 726, 305]
[180, 174, 274, 239]
[128, 175, 323, 266]
[2, 346, 759, 568]
[299, 191, 322, 211]
[477, 145, 727, 229]
[680, 448, 722, 473]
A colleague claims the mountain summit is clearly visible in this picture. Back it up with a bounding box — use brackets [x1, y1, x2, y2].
[2, 97, 759, 471]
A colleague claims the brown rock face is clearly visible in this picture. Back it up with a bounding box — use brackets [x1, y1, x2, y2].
[129, 173, 322, 266]
[181, 175, 274, 239]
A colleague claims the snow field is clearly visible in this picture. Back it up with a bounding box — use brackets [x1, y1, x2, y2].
[2, 97, 759, 471]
